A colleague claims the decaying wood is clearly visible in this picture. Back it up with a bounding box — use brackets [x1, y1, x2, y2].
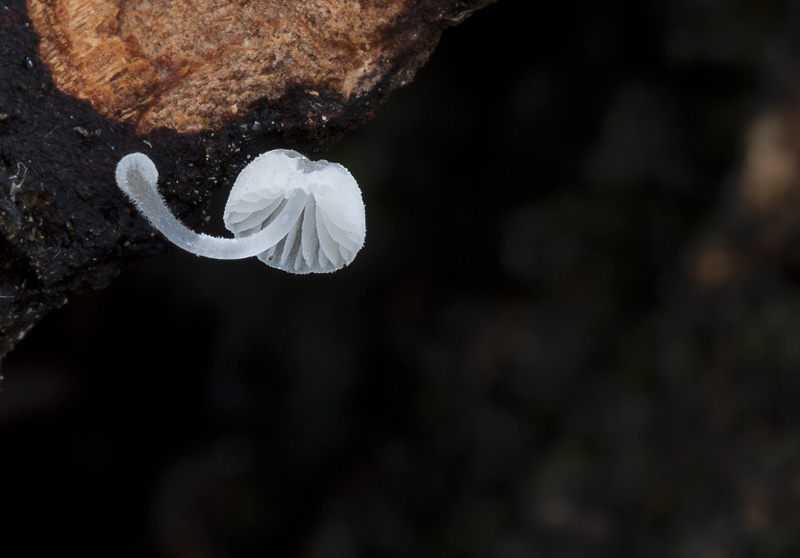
[29, 0, 428, 133]
[0, 0, 497, 361]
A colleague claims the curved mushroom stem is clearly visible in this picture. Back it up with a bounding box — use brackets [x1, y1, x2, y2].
[116, 152, 307, 259]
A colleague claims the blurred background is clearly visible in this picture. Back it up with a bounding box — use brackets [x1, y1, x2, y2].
[5, 1, 800, 556]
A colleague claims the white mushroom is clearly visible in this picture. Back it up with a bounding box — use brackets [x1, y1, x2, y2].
[115, 149, 366, 274]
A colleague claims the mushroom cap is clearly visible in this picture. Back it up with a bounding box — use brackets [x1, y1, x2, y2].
[223, 149, 366, 274]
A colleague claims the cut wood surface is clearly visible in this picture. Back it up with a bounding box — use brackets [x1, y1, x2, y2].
[29, 0, 429, 133]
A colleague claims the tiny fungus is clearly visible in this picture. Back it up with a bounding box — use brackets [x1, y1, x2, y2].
[115, 150, 366, 273]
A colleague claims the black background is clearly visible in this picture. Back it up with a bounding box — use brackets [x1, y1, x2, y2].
[4, 1, 800, 556]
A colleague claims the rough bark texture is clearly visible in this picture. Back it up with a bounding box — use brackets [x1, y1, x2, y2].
[0, 0, 496, 361]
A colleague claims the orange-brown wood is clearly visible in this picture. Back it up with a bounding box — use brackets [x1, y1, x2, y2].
[27, 0, 407, 133]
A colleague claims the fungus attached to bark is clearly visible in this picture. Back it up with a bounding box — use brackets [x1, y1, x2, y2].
[0, 0, 497, 358]
[115, 150, 366, 273]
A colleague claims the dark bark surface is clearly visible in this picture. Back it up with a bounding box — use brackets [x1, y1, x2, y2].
[0, 0, 496, 360]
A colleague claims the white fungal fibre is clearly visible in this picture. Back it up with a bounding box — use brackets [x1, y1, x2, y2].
[115, 152, 158, 209]
[115, 149, 366, 273]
